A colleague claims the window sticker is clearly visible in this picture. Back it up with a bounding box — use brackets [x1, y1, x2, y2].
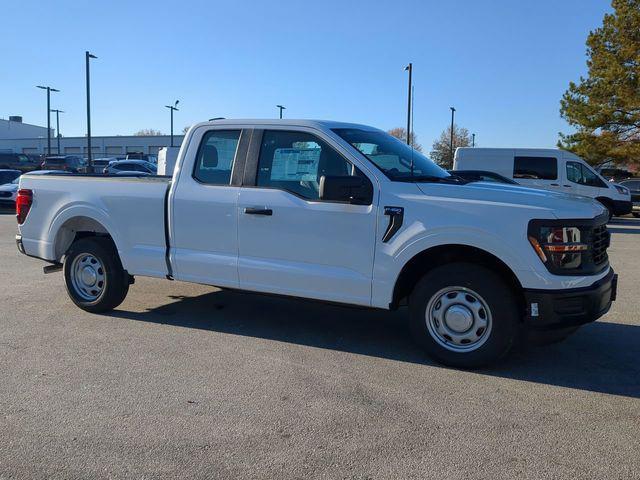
[270, 147, 320, 181]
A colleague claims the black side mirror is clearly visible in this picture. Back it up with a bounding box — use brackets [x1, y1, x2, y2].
[319, 175, 372, 205]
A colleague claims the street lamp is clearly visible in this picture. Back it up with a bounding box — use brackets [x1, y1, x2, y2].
[165, 100, 179, 147]
[50, 109, 64, 154]
[276, 105, 286, 119]
[404, 63, 412, 145]
[36, 85, 59, 156]
[86, 51, 97, 171]
[449, 107, 456, 161]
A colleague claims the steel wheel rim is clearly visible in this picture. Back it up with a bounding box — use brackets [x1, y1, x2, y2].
[70, 253, 106, 301]
[425, 286, 492, 353]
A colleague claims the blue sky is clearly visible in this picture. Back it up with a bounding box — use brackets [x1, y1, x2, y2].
[3, 0, 610, 149]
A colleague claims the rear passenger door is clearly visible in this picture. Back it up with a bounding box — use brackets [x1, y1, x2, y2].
[237, 129, 378, 306]
[170, 128, 247, 287]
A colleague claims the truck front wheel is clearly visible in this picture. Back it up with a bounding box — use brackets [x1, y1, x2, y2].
[409, 263, 520, 368]
[63, 237, 129, 313]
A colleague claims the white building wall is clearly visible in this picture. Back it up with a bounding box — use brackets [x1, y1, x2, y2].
[0, 118, 51, 140]
[0, 135, 185, 156]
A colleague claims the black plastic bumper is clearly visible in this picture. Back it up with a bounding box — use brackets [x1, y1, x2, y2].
[611, 199, 632, 216]
[524, 269, 617, 331]
[16, 234, 25, 254]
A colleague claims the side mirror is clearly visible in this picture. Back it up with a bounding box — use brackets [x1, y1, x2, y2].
[319, 175, 372, 205]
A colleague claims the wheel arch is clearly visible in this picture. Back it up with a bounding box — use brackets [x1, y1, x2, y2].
[52, 214, 119, 262]
[391, 244, 525, 312]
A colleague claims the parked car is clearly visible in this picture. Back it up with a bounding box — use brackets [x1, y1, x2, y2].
[448, 169, 518, 185]
[40, 155, 87, 173]
[597, 167, 634, 182]
[0, 169, 22, 185]
[125, 152, 157, 163]
[454, 148, 632, 218]
[619, 179, 640, 218]
[103, 160, 157, 175]
[114, 171, 152, 176]
[16, 119, 617, 368]
[92, 157, 119, 171]
[0, 153, 39, 173]
[0, 177, 20, 208]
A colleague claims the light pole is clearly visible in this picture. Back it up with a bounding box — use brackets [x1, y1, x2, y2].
[50, 109, 64, 154]
[86, 51, 97, 171]
[276, 105, 286, 119]
[36, 85, 59, 156]
[165, 100, 179, 147]
[449, 107, 456, 162]
[472, 133, 475, 147]
[404, 63, 412, 145]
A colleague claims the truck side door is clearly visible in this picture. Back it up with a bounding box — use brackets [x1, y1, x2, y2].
[170, 127, 248, 287]
[236, 128, 378, 306]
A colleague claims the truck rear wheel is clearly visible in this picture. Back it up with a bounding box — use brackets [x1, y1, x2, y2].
[63, 237, 129, 313]
[409, 263, 520, 368]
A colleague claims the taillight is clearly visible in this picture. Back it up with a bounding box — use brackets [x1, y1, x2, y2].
[16, 189, 33, 224]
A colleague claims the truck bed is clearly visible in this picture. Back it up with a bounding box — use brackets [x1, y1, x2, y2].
[18, 172, 172, 279]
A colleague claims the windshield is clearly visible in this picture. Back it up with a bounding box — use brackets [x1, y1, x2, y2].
[333, 128, 450, 181]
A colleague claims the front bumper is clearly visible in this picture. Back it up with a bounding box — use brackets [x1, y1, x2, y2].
[611, 199, 632, 216]
[524, 269, 617, 330]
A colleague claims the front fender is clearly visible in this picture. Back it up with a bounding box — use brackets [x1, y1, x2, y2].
[371, 223, 536, 309]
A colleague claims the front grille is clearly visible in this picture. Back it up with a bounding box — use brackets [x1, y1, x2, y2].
[589, 223, 610, 267]
[0, 191, 12, 198]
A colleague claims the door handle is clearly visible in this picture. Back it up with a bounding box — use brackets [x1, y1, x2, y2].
[550, 183, 560, 186]
[244, 207, 272, 216]
[563, 185, 572, 188]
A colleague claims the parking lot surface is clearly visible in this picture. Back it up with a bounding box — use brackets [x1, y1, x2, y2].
[1, 211, 639, 479]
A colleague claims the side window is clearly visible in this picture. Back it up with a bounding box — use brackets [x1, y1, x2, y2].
[566, 162, 583, 183]
[193, 130, 241, 185]
[256, 130, 361, 200]
[513, 156, 557, 180]
[581, 165, 605, 188]
[567, 162, 606, 188]
[18, 154, 29, 163]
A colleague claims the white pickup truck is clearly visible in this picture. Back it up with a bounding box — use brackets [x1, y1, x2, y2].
[15, 120, 617, 367]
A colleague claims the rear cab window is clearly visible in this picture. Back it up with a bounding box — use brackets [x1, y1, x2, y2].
[193, 130, 241, 185]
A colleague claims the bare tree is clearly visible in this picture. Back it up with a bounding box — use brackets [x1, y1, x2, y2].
[430, 125, 471, 168]
[134, 129, 163, 136]
[388, 127, 423, 152]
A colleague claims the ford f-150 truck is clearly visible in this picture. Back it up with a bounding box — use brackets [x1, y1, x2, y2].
[15, 120, 617, 368]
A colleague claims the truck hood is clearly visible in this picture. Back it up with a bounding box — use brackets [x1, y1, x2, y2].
[414, 181, 606, 219]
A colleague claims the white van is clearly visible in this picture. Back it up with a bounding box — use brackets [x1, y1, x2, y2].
[454, 148, 632, 218]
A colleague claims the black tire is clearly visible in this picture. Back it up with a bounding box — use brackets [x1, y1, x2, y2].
[409, 263, 520, 369]
[63, 237, 129, 313]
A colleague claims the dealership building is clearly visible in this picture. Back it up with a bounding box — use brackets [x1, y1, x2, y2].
[0, 115, 183, 157]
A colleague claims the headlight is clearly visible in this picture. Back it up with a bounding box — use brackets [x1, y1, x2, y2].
[614, 184, 629, 195]
[528, 226, 588, 271]
[529, 218, 610, 275]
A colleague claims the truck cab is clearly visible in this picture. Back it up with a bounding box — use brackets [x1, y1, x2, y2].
[16, 120, 618, 368]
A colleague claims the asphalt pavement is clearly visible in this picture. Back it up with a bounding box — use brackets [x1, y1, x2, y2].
[1, 211, 639, 479]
